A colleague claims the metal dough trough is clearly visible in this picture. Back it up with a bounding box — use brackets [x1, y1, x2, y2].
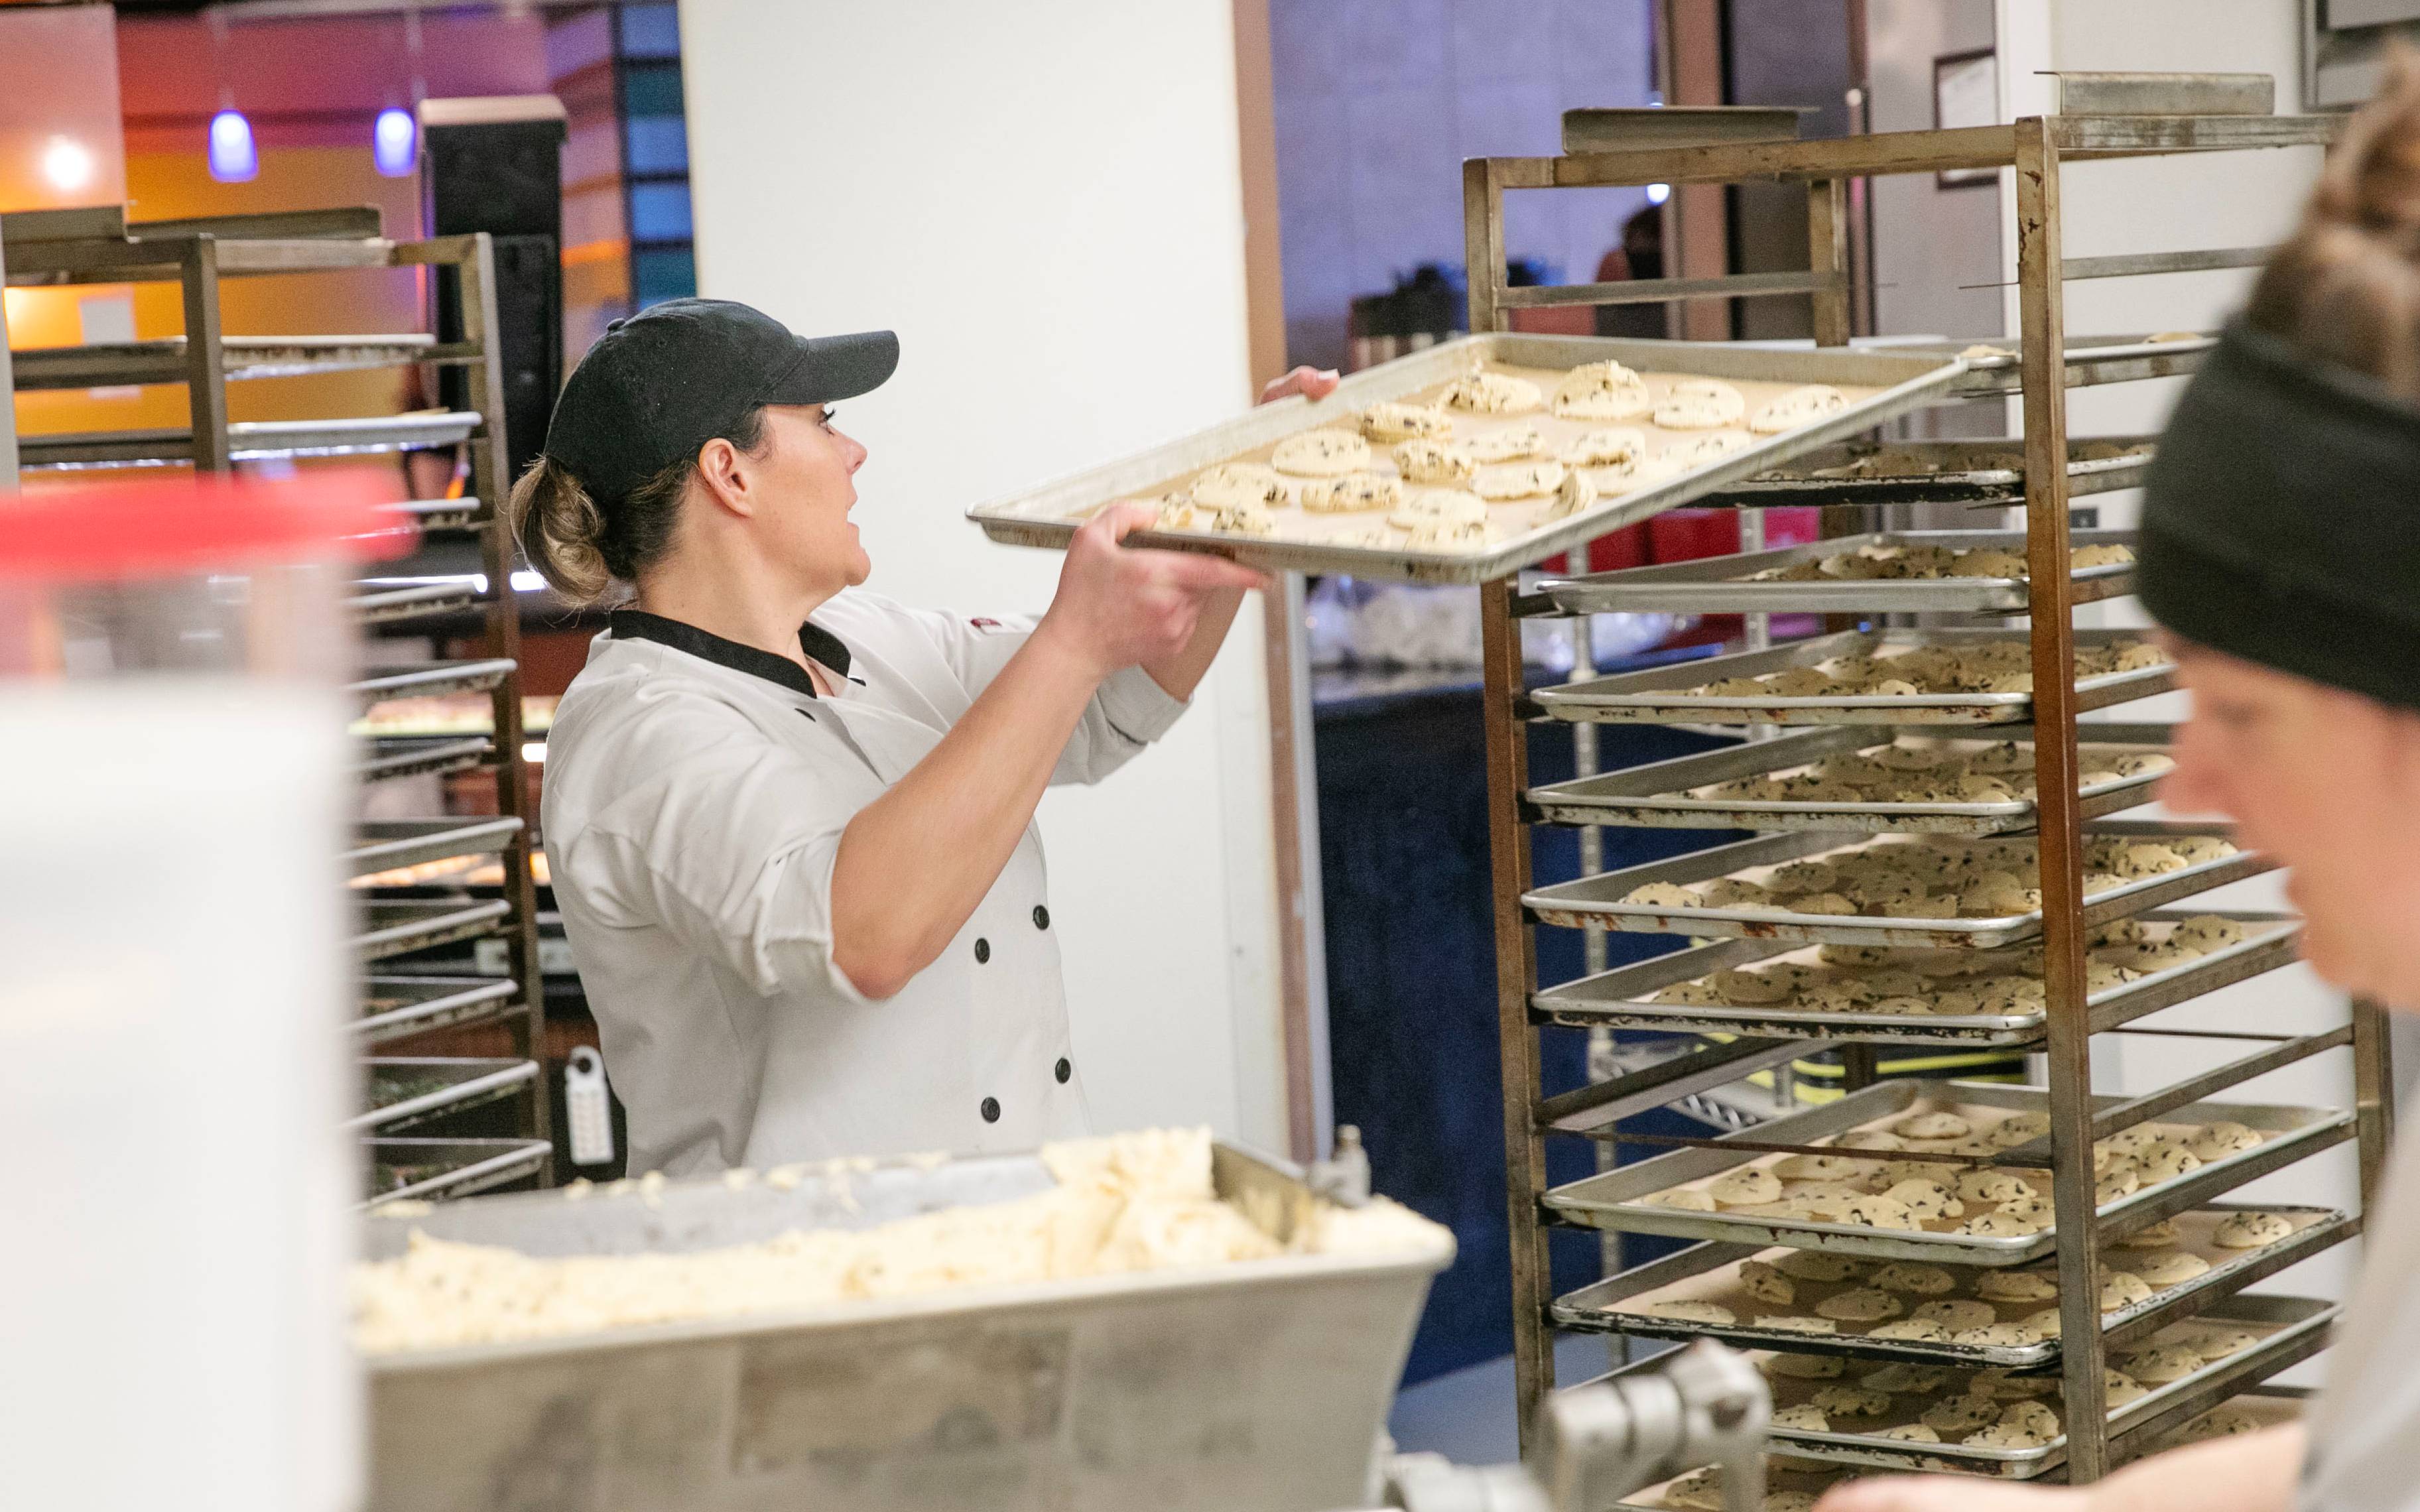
[1541, 1078, 2355, 1265]
[967, 333, 1965, 586]
[1529, 627, 2175, 729]
[1533, 529, 2141, 616]
[1521, 820, 2275, 949]
[357, 1142, 1454, 1512]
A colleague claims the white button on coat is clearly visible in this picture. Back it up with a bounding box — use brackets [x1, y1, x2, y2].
[540, 590, 1187, 1176]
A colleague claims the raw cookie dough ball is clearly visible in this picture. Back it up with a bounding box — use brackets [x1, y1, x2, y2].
[1650, 981, 1725, 1006]
[1881, 1423, 1942, 1443]
[1771, 1405, 1833, 1432]
[2096, 1166, 2142, 1204]
[1919, 1395, 2004, 1434]
[1959, 1170, 2037, 1205]
[1360, 401, 1452, 442]
[2115, 844, 2188, 879]
[2022, 1308, 2063, 1340]
[1977, 1269, 2060, 1304]
[1811, 1385, 1895, 1418]
[1740, 1260, 1797, 1306]
[1543, 468, 1598, 521]
[1296, 471, 1403, 513]
[2102, 1369, 2149, 1407]
[1212, 499, 1279, 536]
[1840, 1194, 1917, 1229]
[2213, 1211, 2296, 1249]
[1862, 1362, 1950, 1394]
[1708, 1166, 1786, 1206]
[1271, 428, 1373, 476]
[1190, 462, 1290, 510]
[1816, 1288, 1905, 1323]
[2121, 1344, 2206, 1384]
[1871, 1262, 1958, 1296]
[1757, 1314, 1842, 1336]
[1552, 361, 1653, 420]
[1440, 370, 1543, 414]
[1388, 487, 1488, 532]
[1643, 1188, 1720, 1212]
[1712, 968, 1791, 1005]
[2116, 1218, 2181, 1249]
[1464, 422, 1547, 463]
[1750, 384, 1848, 434]
[1643, 1299, 1737, 1324]
[2173, 1326, 2261, 1359]
[1765, 1352, 1848, 1379]
[1868, 1318, 1952, 1343]
[1913, 1298, 1996, 1332]
[1964, 1420, 2053, 1450]
[1560, 426, 1649, 468]
[1654, 379, 1748, 430]
[2137, 1145, 2204, 1184]
[1623, 882, 1700, 908]
[2100, 1272, 2155, 1312]
[1776, 1251, 1869, 1283]
[1882, 1180, 1966, 1222]
[1775, 1153, 1869, 1181]
[1960, 1210, 2049, 1238]
[2134, 1252, 2211, 1287]
[2189, 1121, 2264, 1161]
[1791, 893, 1862, 916]
[1893, 1112, 1974, 1141]
[1952, 1322, 2045, 1348]
[1391, 438, 1478, 485]
[1473, 458, 1566, 501]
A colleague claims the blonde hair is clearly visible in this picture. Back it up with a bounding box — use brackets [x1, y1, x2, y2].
[2249, 46, 2420, 397]
[503, 405, 769, 608]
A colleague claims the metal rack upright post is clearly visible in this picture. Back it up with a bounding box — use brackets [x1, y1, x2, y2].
[1, 205, 554, 1199]
[1466, 89, 2391, 1483]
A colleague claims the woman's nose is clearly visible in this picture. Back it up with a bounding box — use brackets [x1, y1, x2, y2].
[2158, 718, 2230, 818]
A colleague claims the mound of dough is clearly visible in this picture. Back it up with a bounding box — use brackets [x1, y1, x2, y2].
[1952, 1322, 2043, 1348]
[1776, 1251, 1867, 1283]
[1771, 1405, 1833, 1432]
[1392, 438, 1477, 484]
[1871, 1262, 1958, 1295]
[1297, 471, 1403, 513]
[1190, 462, 1289, 510]
[1643, 1189, 1719, 1212]
[2122, 1344, 2205, 1384]
[1869, 1318, 1951, 1342]
[1643, 1298, 1736, 1324]
[1655, 379, 1747, 429]
[1913, 1298, 1996, 1332]
[1389, 488, 1488, 531]
[1212, 499, 1277, 535]
[1862, 1362, 1948, 1394]
[1750, 385, 1848, 434]
[1621, 881, 1700, 909]
[1663, 1468, 1726, 1511]
[2214, 1211, 2295, 1249]
[1709, 1166, 1785, 1206]
[1757, 1314, 1841, 1335]
[2100, 1272, 2154, 1312]
[1553, 360, 1652, 420]
[1545, 468, 1598, 521]
[1978, 1269, 2059, 1303]
[1662, 432, 1752, 467]
[1740, 1260, 1796, 1305]
[1440, 370, 1543, 414]
[2135, 1251, 2210, 1287]
[1811, 1385, 1894, 1418]
[1919, 1395, 2002, 1434]
[1816, 1288, 1904, 1323]
[1767, 1351, 1847, 1379]
[1880, 1423, 1942, 1443]
[1893, 1112, 1973, 1141]
[2189, 1121, 2263, 1161]
[1560, 426, 1649, 468]
[1473, 459, 1566, 500]
[1271, 428, 1372, 476]
[1466, 423, 1546, 462]
[1360, 402, 1452, 442]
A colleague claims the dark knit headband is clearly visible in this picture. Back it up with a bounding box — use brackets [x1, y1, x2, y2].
[2139, 319, 2420, 715]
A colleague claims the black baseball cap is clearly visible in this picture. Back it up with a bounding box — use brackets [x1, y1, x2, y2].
[541, 298, 898, 507]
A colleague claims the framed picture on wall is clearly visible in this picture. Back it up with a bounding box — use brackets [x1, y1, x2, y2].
[1935, 47, 1998, 187]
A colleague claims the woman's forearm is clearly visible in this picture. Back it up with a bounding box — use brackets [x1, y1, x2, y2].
[828, 623, 1101, 997]
[1143, 584, 1246, 700]
[2092, 1424, 2302, 1512]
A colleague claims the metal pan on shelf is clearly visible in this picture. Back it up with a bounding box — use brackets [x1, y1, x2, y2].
[1675, 437, 2155, 509]
[355, 737, 495, 783]
[349, 659, 518, 711]
[356, 976, 521, 1045]
[1534, 529, 2139, 616]
[968, 332, 1966, 586]
[1530, 628, 2174, 728]
[1529, 911, 2303, 1046]
[355, 1057, 541, 1133]
[1525, 724, 2171, 837]
[354, 899, 512, 962]
[364, 1137, 551, 1208]
[18, 411, 484, 470]
[375, 497, 488, 533]
[1549, 1204, 2352, 1370]
[1925, 332, 2216, 397]
[347, 818, 523, 881]
[1579, 1294, 2331, 1481]
[350, 580, 482, 625]
[1541, 1078, 2355, 1265]
[1522, 821, 2273, 950]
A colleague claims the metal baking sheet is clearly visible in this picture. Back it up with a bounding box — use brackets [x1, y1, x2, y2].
[1535, 530, 2140, 616]
[1679, 436, 2155, 509]
[1531, 628, 2175, 728]
[351, 580, 482, 625]
[356, 976, 522, 1045]
[7, 333, 440, 390]
[2110, 1385, 2309, 1470]
[1530, 911, 2303, 1046]
[355, 737, 495, 784]
[1526, 724, 2171, 837]
[1921, 332, 2216, 397]
[347, 818, 524, 880]
[968, 333, 1967, 586]
[355, 1057, 541, 1133]
[365, 1137, 551, 1208]
[1542, 1079, 2356, 1265]
[1523, 821, 2274, 949]
[376, 497, 489, 534]
[350, 659, 517, 712]
[1550, 1204, 2352, 1369]
[354, 899, 513, 962]
[1637, 1294, 2334, 1480]
[19, 411, 484, 470]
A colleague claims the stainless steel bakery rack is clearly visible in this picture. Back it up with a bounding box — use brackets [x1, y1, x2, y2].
[1, 204, 550, 1191]
[1468, 83, 2394, 1484]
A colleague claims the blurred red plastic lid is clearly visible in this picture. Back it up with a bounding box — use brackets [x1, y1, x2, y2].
[0, 472, 413, 579]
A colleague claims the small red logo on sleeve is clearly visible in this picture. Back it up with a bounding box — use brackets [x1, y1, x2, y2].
[969, 617, 1003, 631]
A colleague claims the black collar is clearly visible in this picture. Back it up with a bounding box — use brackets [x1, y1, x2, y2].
[609, 608, 853, 700]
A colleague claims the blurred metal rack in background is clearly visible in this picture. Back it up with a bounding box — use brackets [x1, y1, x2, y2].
[1464, 78, 2393, 1482]
[1, 203, 552, 1198]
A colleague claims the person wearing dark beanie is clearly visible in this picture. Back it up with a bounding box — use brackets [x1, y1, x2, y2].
[1821, 52, 2420, 1512]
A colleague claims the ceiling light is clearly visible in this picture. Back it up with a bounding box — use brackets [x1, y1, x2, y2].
[373, 107, 417, 177]
[41, 137, 95, 193]
[208, 110, 257, 184]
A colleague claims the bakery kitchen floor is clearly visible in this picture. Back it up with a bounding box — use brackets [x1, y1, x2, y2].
[1388, 1334, 1677, 1464]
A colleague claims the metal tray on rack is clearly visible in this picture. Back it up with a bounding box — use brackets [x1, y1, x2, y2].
[1677, 437, 2155, 509]
[1526, 724, 2171, 837]
[1531, 628, 2174, 728]
[1550, 1204, 2352, 1369]
[365, 1136, 551, 1208]
[347, 818, 523, 881]
[1927, 332, 2216, 397]
[376, 497, 488, 533]
[350, 659, 518, 711]
[7, 333, 442, 389]
[1535, 530, 2140, 616]
[968, 333, 1967, 586]
[1530, 911, 2302, 1046]
[1588, 1294, 2332, 1480]
[1523, 822, 2273, 949]
[18, 411, 484, 470]
[355, 737, 495, 783]
[354, 899, 513, 962]
[356, 976, 521, 1045]
[1542, 1079, 2355, 1265]
[355, 1057, 541, 1133]
[351, 580, 482, 624]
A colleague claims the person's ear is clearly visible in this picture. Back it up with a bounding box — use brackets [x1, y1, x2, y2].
[692, 436, 756, 519]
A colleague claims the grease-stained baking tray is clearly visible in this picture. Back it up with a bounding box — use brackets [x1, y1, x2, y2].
[1522, 822, 2273, 949]
[346, 818, 523, 880]
[1525, 724, 2171, 837]
[1529, 911, 2302, 1046]
[1678, 437, 2155, 509]
[353, 899, 512, 962]
[1535, 530, 2139, 616]
[355, 737, 495, 784]
[968, 332, 1966, 586]
[349, 659, 517, 712]
[1927, 332, 2215, 398]
[1541, 1080, 2355, 1265]
[1586, 1293, 2332, 1480]
[1530, 628, 2173, 728]
[365, 1136, 551, 1208]
[1550, 1204, 2352, 1369]
[355, 1057, 541, 1133]
[355, 976, 521, 1045]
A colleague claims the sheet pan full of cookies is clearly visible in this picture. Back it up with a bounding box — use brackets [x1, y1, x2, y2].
[1533, 529, 2142, 616]
[964, 334, 1966, 586]
[1539, 1079, 2355, 1265]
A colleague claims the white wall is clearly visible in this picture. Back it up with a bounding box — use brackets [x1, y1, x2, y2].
[676, 0, 1293, 1150]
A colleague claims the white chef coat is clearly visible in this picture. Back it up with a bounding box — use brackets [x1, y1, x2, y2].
[539, 590, 1188, 1177]
[2300, 1105, 2420, 1511]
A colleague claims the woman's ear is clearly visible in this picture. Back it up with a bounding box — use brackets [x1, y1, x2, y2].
[692, 436, 756, 519]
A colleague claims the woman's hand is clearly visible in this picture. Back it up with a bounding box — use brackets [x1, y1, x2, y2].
[1037, 503, 1269, 683]
[1261, 365, 1341, 405]
[1816, 1478, 2084, 1512]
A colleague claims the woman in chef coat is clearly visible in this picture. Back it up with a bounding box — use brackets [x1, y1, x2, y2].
[509, 298, 1334, 1177]
[1817, 60, 2420, 1512]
